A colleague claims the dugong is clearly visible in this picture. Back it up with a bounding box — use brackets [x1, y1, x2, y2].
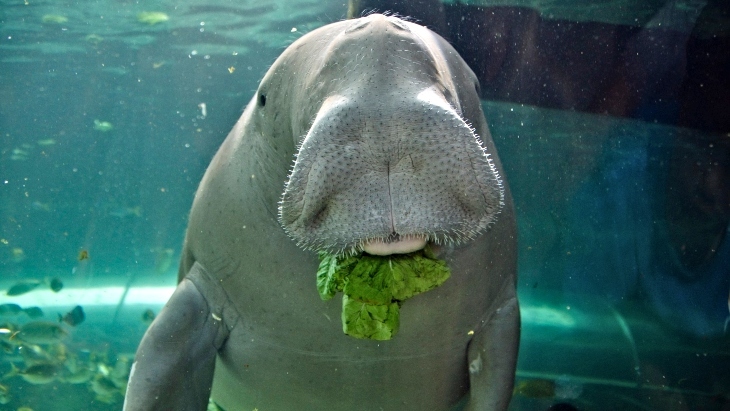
[124, 14, 519, 411]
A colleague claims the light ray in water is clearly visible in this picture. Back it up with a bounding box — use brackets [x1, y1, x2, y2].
[0, 286, 175, 308]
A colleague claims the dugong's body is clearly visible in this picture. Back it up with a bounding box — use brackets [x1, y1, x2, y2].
[124, 14, 519, 411]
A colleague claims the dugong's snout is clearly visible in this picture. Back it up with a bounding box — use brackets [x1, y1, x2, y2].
[278, 93, 504, 255]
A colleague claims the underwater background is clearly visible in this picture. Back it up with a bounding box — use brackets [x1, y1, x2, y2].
[0, 0, 728, 410]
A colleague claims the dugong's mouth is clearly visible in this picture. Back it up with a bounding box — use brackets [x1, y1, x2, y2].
[361, 234, 426, 256]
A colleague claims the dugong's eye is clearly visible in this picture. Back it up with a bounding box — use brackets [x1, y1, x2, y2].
[258, 94, 267, 107]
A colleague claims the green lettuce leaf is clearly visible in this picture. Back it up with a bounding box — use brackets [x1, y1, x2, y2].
[341, 294, 400, 340]
[389, 252, 450, 301]
[317, 247, 451, 340]
[316, 252, 359, 300]
[343, 258, 392, 305]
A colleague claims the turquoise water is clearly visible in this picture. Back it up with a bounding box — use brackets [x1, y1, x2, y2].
[1, 1, 728, 410]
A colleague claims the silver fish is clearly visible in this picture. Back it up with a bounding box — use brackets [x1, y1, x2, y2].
[10, 321, 67, 345]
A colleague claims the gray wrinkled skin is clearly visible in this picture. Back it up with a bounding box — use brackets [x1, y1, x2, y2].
[123, 14, 519, 411]
[278, 17, 504, 253]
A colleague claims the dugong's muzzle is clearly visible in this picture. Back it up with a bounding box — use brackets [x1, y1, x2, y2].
[279, 90, 503, 255]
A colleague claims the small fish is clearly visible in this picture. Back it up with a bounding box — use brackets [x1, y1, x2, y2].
[10, 321, 67, 345]
[0, 382, 9, 404]
[0, 340, 15, 354]
[109, 206, 142, 218]
[142, 309, 156, 324]
[59, 306, 85, 327]
[62, 364, 93, 384]
[10, 248, 25, 263]
[91, 374, 122, 403]
[30, 201, 51, 212]
[10, 148, 29, 161]
[49, 277, 63, 292]
[153, 247, 175, 274]
[5, 362, 60, 384]
[6, 279, 42, 296]
[41, 14, 67, 24]
[22, 307, 44, 318]
[111, 355, 132, 381]
[46, 343, 68, 364]
[513, 376, 582, 400]
[36, 139, 56, 146]
[93, 119, 113, 132]
[514, 379, 556, 398]
[137, 11, 169, 25]
[0, 323, 16, 337]
[78, 249, 89, 261]
[61, 354, 94, 384]
[85, 34, 103, 44]
[18, 342, 55, 365]
[0, 304, 22, 316]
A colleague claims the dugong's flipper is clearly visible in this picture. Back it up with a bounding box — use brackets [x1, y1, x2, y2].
[465, 296, 520, 411]
[124, 263, 227, 411]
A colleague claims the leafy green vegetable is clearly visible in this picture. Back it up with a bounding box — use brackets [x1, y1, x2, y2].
[341, 295, 399, 340]
[317, 247, 451, 340]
